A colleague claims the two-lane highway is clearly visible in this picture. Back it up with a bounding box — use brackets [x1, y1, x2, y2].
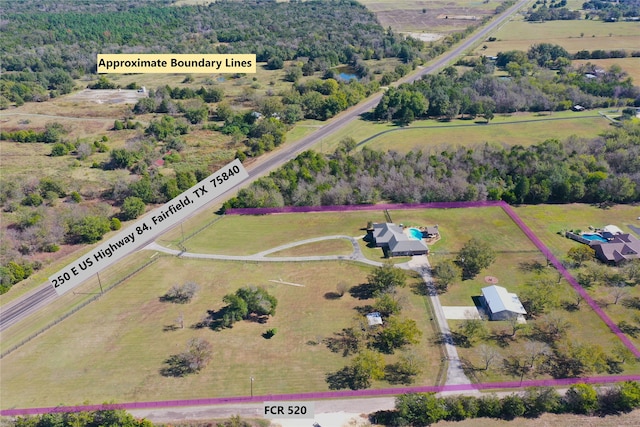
[0, 0, 529, 336]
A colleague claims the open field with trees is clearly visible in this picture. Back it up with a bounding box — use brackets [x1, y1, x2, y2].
[1, 0, 458, 294]
[3, 203, 640, 408]
[0, 256, 440, 408]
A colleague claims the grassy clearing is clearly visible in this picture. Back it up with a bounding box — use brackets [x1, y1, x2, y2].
[478, 20, 640, 55]
[515, 203, 640, 350]
[266, 239, 354, 257]
[0, 257, 440, 408]
[182, 211, 384, 255]
[0, 251, 157, 352]
[514, 204, 640, 258]
[360, 0, 505, 33]
[318, 111, 612, 154]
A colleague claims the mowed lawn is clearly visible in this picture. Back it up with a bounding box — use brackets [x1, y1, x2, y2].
[0, 257, 441, 409]
[183, 211, 387, 255]
[319, 112, 612, 154]
[516, 203, 640, 350]
[388, 206, 640, 381]
[514, 204, 640, 258]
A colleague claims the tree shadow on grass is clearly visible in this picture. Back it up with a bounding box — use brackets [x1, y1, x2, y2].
[353, 304, 375, 316]
[192, 309, 228, 331]
[490, 330, 515, 348]
[432, 331, 471, 348]
[384, 363, 418, 385]
[349, 283, 377, 300]
[623, 297, 640, 310]
[518, 260, 546, 273]
[324, 292, 342, 300]
[409, 279, 429, 296]
[326, 366, 370, 390]
[159, 354, 193, 377]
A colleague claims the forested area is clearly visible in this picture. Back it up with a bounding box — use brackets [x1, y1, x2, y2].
[0, 0, 426, 105]
[225, 121, 640, 209]
[371, 43, 639, 125]
[583, 0, 640, 21]
[525, 0, 640, 21]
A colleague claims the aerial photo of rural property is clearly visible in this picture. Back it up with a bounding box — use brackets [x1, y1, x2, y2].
[1, 0, 640, 426]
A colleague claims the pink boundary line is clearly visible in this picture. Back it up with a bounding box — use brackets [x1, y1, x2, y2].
[3, 375, 640, 417]
[4, 201, 639, 416]
[227, 200, 640, 358]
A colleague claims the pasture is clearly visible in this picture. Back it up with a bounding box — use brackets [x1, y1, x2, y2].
[317, 111, 613, 154]
[3, 205, 640, 409]
[0, 257, 440, 408]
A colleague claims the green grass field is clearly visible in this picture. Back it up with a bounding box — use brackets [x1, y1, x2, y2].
[514, 203, 640, 351]
[3, 205, 640, 409]
[0, 257, 440, 408]
[318, 111, 613, 154]
[265, 238, 354, 257]
[182, 211, 383, 255]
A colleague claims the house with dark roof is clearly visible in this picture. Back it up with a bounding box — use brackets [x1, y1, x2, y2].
[372, 223, 429, 257]
[590, 234, 640, 265]
[481, 285, 527, 321]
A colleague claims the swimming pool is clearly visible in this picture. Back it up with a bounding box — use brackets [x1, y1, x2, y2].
[582, 233, 608, 243]
[408, 228, 423, 240]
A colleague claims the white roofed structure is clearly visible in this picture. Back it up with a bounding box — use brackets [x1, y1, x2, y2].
[481, 285, 526, 320]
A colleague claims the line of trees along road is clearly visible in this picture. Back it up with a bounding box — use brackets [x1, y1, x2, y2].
[225, 120, 640, 210]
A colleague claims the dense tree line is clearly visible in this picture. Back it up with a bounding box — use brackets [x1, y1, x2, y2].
[373, 382, 640, 425]
[1, 0, 427, 103]
[373, 44, 639, 124]
[526, 6, 581, 21]
[225, 121, 640, 209]
[11, 408, 154, 427]
[583, 0, 640, 21]
[0, 173, 130, 293]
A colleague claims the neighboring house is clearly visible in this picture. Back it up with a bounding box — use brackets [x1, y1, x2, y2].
[590, 234, 640, 265]
[372, 223, 429, 257]
[481, 285, 527, 321]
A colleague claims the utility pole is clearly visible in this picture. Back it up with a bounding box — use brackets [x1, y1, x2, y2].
[97, 272, 104, 295]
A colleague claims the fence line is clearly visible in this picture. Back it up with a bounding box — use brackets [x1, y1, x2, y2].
[0, 258, 159, 359]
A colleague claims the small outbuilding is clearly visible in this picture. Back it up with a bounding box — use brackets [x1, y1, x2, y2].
[366, 312, 383, 327]
[481, 285, 526, 321]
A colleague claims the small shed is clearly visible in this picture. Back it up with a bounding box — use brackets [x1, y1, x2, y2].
[366, 312, 383, 327]
[481, 285, 526, 321]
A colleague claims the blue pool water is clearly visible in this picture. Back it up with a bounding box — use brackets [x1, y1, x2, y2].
[582, 233, 608, 243]
[408, 228, 423, 240]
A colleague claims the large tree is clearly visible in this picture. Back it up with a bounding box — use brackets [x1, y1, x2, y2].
[456, 238, 496, 279]
[433, 259, 461, 292]
[373, 317, 422, 353]
[367, 261, 407, 296]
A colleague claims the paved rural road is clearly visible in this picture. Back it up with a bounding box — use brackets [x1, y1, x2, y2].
[0, 0, 529, 335]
